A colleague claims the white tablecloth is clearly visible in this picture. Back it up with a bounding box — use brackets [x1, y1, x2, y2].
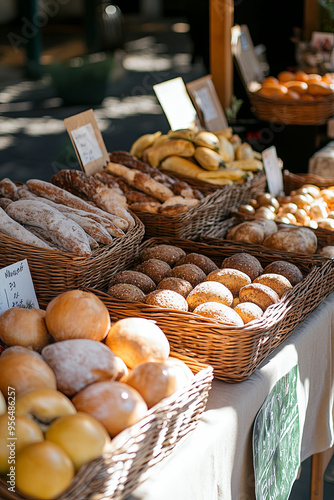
[126, 292, 334, 500]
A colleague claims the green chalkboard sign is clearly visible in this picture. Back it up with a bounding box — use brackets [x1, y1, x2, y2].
[253, 365, 300, 500]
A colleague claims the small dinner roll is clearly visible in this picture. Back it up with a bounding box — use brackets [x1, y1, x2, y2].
[135, 259, 171, 285]
[177, 253, 218, 275]
[107, 283, 146, 302]
[193, 302, 244, 326]
[145, 289, 189, 311]
[221, 253, 263, 281]
[186, 281, 233, 311]
[253, 273, 292, 298]
[205, 268, 251, 297]
[239, 283, 280, 311]
[262, 261, 303, 286]
[140, 244, 186, 266]
[168, 264, 206, 288]
[157, 277, 193, 298]
[234, 302, 263, 324]
[108, 270, 156, 294]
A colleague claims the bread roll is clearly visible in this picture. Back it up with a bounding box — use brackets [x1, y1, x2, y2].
[234, 302, 263, 324]
[239, 283, 280, 311]
[221, 253, 263, 281]
[253, 218, 278, 237]
[205, 268, 251, 297]
[105, 317, 170, 369]
[263, 226, 317, 254]
[226, 221, 265, 244]
[140, 244, 186, 266]
[186, 281, 233, 311]
[319, 246, 334, 258]
[177, 253, 218, 274]
[42, 339, 128, 397]
[145, 289, 189, 311]
[0, 307, 52, 351]
[45, 290, 111, 342]
[157, 277, 193, 298]
[253, 273, 292, 298]
[168, 263, 206, 287]
[193, 302, 244, 326]
[108, 270, 156, 294]
[262, 261, 303, 286]
[107, 283, 146, 302]
[135, 258, 171, 284]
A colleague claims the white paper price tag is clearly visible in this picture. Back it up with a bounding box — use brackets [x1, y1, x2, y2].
[0, 259, 39, 314]
[71, 123, 103, 167]
[262, 146, 284, 198]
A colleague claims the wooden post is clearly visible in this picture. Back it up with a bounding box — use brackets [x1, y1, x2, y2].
[209, 0, 234, 112]
[304, 0, 320, 40]
[310, 447, 334, 500]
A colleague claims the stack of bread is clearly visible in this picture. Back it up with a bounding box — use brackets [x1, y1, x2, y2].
[106, 243, 304, 325]
[0, 290, 195, 500]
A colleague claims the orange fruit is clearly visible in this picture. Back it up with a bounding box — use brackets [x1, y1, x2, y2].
[277, 71, 295, 83]
[285, 80, 308, 94]
[295, 71, 309, 83]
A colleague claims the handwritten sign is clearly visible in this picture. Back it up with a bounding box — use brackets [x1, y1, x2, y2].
[262, 146, 284, 198]
[253, 365, 300, 500]
[0, 260, 39, 314]
[71, 123, 103, 167]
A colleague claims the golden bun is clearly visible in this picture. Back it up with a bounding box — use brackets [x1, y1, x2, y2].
[233, 302, 263, 324]
[205, 268, 251, 297]
[0, 307, 52, 351]
[145, 289, 189, 311]
[186, 281, 233, 311]
[253, 273, 293, 298]
[193, 302, 244, 326]
[239, 283, 280, 311]
[262, 261, 303, 286]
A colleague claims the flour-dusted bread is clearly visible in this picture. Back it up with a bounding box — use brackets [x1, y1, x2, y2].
[139, 244, 186, 266]
[221, 253, 263, 281]
[253, 273, 293, 298]
[193, 302, 244, 326]
[157, 277, 193, 298]
[233, 302, 263, 324]
[261, 261, 303, 286]
[145, 289, 189, 311]
[168, 263, 206, 287]
[239, 283, 280, 311]
[186, 281, 233, 311]
[205, 268, 251, 297]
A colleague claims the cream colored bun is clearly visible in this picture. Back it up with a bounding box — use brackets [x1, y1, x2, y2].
[253, 273, 292, 298]
[42, 339, 128, 397]
[262, 260, 303, 286]
[107, 283, 146, 302]
[263, 226, 317, 254]
[140, 244, 186, 266]
[0, 307, 52, 351]
[177, 253, 218, 275]
[186, 281, 233, 311]
[233, 302, 263, 324]
[168, 263, 206, 287]
[205, 268, 251, 297]
[135, 258, 172, 284]
[108, 270, 156, 294]
[105, 317, 170, 369]
[45, 290, 111, 342]
[221, 253, 263, 281]
[157, 277, 193, 298]
[145, 289, 189, 311]
[165, 356, 194, 382]
[124, 359, 192, 408]
[72, 380, 148, 437]
[15, 388, 76, 432]
[193, 302, 244, 326]
[0, 346, 57, 399]
[239, 283, 280, 311]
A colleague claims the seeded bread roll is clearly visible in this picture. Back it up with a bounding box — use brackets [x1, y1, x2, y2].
[157, 277, 193, 298]
[239, 283, 280, 311]
[186, 281, 233, 311]
[205, 268, 251, 297]
[140, 244, 186, 266]
[221, 253, 263, 281]
[193, 302, 244, 326]
[234, 302, 263, 324]
[145, 289, 189, 311]
[108, 270, 156, 294]
[168, 264, 206, 288]
[107, 283, 146, 302]
[177, 253, 218, 275]
[253, 273, 292, 298]
[135, 259, 171, 285]
[262, 261, 303, 286]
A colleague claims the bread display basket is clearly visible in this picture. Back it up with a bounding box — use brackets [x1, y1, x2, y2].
[87, 237, 334, 383]
[283, 169, 334, 193]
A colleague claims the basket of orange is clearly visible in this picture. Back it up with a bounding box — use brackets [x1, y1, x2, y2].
[248, 70, 334, 125]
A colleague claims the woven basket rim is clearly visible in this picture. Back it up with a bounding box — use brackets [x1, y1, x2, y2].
[248, 90, 334, 106]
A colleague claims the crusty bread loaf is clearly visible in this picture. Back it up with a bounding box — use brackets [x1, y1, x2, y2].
[159, 204, 189, 215]
[262, 261, 303, 286]
[177, 253, 218, 275]
[129, 201, 161, 213]
[107, 283, 146, 302]
[221, 253, 263, 281]
[205, 268, 251, 297]
[0, 198, 12, 209]
[226, 221, 265, 244]
[239, 283, 280, 311]
[140, 244, 186, 266]
[108, 270, 156, 294]
[234, 302, 264, 324]
[168, 264, 206, 287]
[157, 277, 193, 298]
[145, 289, 189, 311]
[186, 281, 233, 311]
[0, 207, 53, 250]
[263, 226, 317, 254]
[0, 178, 18, 199]
[135, 258, 171, 284]
[193, 302, 244, 326]
[253, 273, 292, 298]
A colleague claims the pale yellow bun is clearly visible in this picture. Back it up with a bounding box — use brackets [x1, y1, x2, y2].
[42, 339, 128, 397]
[186, 281, 233, 311]
[72, 380, 148, 437]
[262, 261, 303, 286]
[177, 253, 218, 275]
[157, 277, 193, 298]
[105, 317, 170, 369]
[45, 290, 111, 342]
[234, 302, 264, 324]
[0, 307, 52, 351]
[135, 258, 171, 284]
[253, 273, 293, 298]
[168, 263, 206, 287]
[145, 289, 189, 311]
[0, 347, 57, 399]
[205, 268, 251, 297]
[239, 283, 280, 311]
[140, 244, 186, 266]
[193, 302, 244, 326]
[165, 356, 194, 382]
[221, 253, 263, 281]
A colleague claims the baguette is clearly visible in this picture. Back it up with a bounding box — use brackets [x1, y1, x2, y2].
[0, 198, 13, 209]
[0, 207, 52, 249]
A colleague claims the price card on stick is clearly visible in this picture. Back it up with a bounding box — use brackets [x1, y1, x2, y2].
[64, 109, 110, 175]
[0, 259, 39, 314]
[262, 146, 284, 198]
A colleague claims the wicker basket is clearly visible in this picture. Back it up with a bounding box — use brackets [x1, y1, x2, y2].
[248, 91, 334, 125]
[0, 214, 145, 303]
[0, 352, 213, 500]
[87, 237, 334, 383]
[283, 169, 334, 193]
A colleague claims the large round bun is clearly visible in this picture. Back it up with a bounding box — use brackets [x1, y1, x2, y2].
[157, 277, 193, 298]
[45, 290, 111, 342]
[168, 263, 206, 287]
[105, 317, 170, 369]
[72, 380, 148, 437]
[221, 253, 263, 281]
[205, 268, 251, 297]
[145, 289, 189, 311]
[262, 261, 303, 286]
[140, 244, 186, 266]
[239, 283, 280, 311]
[42, 339, 128, 397]
[186, 281, 233, 311]
[193, 302, 244, 326]
[177, 253, 218, 274]
[0, 307, 52, 351]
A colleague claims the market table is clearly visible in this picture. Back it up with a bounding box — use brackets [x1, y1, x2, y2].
[126, 291, 334, 500]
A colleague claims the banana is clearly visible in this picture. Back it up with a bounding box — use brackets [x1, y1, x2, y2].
[160, 156, 204, 179]
[194, 146, 224, 171]
[197, 167, 247, 182]
[192, 131, 220, 151]
[225, 159, 263, 172]
[145, 139, 195, 168]
[167, 129, 196, 141]
[130, 131, 162, 159]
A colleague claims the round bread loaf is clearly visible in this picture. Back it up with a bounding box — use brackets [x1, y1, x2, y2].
[205, 268, 251, 297]
[145, 289, 189, 311]
[263, 226, 317, 254]
[226, 221, 265, 244]
[177, 253, 218, 274]
[186, 281, 233, 311]
[221, 253, 263, 281]
[168, 264, 206, 287]
[262, 261, 303, 286]
[107, 283, 145, 302]
[157, 277, 193, 298]
[193, 302, 244, 326]
[253, 273, 292, 298]
[239, 283, 280, 311]
[253, 218, 278, 238]
[0, 307, 52, 351]
[108, 270, 156, 294]
[319, 246, 334, 258]
[140, 244, 186, 266]
[135, 258, 171, 284]
[234, 302, 263, 324]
